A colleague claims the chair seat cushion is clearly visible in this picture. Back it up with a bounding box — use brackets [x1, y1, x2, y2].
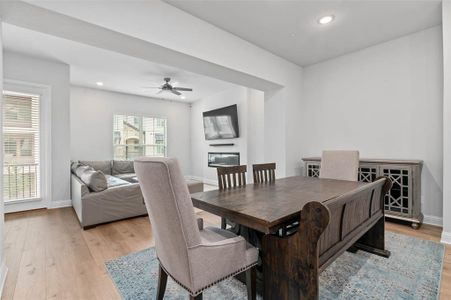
[200, 227, 258, 266]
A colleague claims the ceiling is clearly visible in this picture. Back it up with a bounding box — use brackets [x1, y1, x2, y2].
[3, 24, 238, 102]
[166, 0, 442, 66]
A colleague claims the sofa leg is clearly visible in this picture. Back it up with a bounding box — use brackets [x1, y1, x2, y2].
[157, 264, 168, 300]
[83, 225, 97, 230]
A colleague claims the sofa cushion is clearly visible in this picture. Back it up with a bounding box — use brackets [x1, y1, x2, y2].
[75, 165, 93, 178]
[80, 160, 112, 175]
[79, 168, 108, 192]
[186, 180, 204, 194]
[105, 175, 130, 188]
[112, 160, 135, 175]
[71, 161, 80, 173]
[115, 173, 137, 182]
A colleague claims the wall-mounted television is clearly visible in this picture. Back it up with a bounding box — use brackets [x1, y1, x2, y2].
[203, 104, 239, 140]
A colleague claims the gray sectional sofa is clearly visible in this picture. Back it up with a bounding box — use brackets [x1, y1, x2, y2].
[71, 160, 203, 229]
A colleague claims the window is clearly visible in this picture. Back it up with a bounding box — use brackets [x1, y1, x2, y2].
[3, 91, 40, 201]
[113, 114, 167, 160]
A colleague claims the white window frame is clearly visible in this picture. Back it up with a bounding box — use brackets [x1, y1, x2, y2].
[3, 80, 52, 213]
[112, 113, 168, 160]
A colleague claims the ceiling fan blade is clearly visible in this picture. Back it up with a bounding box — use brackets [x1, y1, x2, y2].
[171, 90, 181, 96]
[142, 86, 161, 89]
[173, 87, 193, 91]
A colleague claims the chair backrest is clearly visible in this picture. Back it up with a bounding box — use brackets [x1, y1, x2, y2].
[319, 150, 359, 181]
[217, 165, 247, 190]
[253, 163, 276, 183]
[134, 157, 201, 289]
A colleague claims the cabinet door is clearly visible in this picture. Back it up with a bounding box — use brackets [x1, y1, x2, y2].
[379, 165, 412, 217]
[358, 164, 378, 182]
[305, 162, 320, 177]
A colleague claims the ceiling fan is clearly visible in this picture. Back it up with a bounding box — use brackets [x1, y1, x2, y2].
[143, 77, 193, 96]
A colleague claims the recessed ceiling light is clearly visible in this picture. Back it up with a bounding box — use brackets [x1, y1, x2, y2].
[318, 15, 334, 25]
[180, 95, 186, 100]
[96, 82, 104, 86]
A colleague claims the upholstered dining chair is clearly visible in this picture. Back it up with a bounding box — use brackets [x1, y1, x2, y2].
[134, 157, 258, 300]
[217, 165, 247, 230]
[319, 150, 360, 181]
[253, 163, 276, 183]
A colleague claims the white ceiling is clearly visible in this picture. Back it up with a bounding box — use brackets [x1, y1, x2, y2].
[3, 23, 238, 102]
[166, 0, 442, 66]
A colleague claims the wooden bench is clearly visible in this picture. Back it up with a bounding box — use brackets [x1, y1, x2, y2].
[262, 177, 392, 299]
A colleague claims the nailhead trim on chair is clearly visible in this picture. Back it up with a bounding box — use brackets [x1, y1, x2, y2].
[159, 259, 258, 296]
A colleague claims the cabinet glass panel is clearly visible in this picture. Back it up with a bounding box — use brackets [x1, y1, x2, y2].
[382, 167, 411, 216]
[358, 166, 377, 182]
[307, 163, 320, 177]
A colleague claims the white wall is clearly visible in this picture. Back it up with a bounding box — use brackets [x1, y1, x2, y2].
[190, 86, 264, 183]
[4, 51, 71, 204]
[191, 87, 247, 183]
[70, 86, 191, 174]
[301, 26, 443, 221]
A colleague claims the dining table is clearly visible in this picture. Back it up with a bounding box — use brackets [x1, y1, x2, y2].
[190, 175, 389, 299]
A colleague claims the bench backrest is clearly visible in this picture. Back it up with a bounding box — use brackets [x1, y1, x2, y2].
[318, 177, 391, 268]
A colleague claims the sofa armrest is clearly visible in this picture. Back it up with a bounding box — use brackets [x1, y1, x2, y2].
[71, 174, 89, 225]
[71, 174, 90, 197]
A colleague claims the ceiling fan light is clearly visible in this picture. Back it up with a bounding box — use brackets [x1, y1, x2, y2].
[318, 15, 334, 25]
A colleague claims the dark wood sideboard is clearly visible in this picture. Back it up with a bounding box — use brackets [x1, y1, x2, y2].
[302, 157, 423, 229]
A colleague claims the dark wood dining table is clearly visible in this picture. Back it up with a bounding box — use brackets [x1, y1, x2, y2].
[191, 175, 367, 234]
[190, 175, 377, 299]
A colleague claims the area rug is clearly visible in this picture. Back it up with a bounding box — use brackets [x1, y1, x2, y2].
[105, 232, 444, 300]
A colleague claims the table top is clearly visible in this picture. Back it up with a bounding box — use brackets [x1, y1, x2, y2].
[191, 176, 367, 234]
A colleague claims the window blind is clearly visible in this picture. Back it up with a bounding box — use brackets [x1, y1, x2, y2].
[113, 114, 167, 160]
[3, 91, 40, 201]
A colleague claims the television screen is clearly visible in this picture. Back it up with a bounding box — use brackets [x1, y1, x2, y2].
[203, 104, 239, 140]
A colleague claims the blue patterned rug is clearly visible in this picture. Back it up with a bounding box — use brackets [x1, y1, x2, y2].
[105, 232, 444, 300]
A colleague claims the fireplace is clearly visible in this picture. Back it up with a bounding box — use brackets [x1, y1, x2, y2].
[208, 152, 240, 167]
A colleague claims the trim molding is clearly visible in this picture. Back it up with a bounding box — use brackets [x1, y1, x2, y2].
[48, 199, 72, 209]
[441, 231, 451, 245]
[423, 215, 443, 227]
[0, 261, 8, 298]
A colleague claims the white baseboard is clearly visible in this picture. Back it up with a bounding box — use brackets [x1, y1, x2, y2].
[48, 199, 72, 209]
[0, 261, 8, 298]
[423, 215, 443, 227]
[441, 231, 451, 245]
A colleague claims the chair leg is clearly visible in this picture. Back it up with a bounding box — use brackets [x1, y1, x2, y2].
[157, 264, 168, 300]
[246, 267, 256, 300]
[189, 293, 202, 300]
[221, 217, 227, 229]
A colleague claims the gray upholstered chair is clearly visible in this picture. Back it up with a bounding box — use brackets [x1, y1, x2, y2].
[134, 157, 258, 300]
[319, 150, 360, 181]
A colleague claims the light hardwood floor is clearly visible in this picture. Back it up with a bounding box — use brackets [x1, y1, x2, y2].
[2, 207, 450, 299]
